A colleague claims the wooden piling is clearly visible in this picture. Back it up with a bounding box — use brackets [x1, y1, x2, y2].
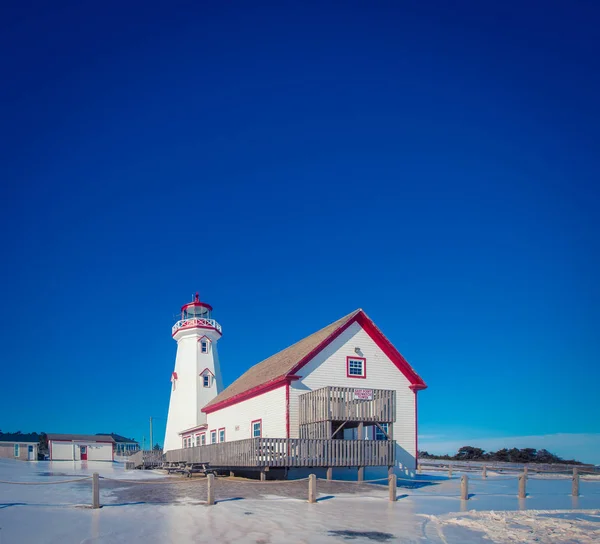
[207, 473, 215, 505]
[460, 475, 468, 500]
[482, 466, 487, 478]
[572, 468, 579, 497]
[417, 464, 422, 474]
[308, 474, 317, 503]
[92, 473, 100, 509]
[523, 466, 528, 479]
[518, 473, 526, 499]
[389, 474, 397, 502]
[326, 467, 333, 481]
[448, 465, 453, 478]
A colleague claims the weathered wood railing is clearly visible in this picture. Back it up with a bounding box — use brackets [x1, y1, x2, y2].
[130, 450, 165, 468]
[166, 438, 395, 467]
[299, 386, 396, 424]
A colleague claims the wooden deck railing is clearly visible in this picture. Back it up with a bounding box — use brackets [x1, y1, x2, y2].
[166, 438, 395, 467]
[299, 386, 396, 424]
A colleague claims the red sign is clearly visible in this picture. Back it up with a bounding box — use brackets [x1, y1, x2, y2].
[354, 389, 373, 400]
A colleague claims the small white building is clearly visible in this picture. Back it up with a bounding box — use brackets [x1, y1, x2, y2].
[47, 434, 115, 461]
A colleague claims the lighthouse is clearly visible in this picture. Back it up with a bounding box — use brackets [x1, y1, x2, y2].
[163, 293, 223, 452]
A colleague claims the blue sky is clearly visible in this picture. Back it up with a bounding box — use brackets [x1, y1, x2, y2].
[1, 1, 598, 462]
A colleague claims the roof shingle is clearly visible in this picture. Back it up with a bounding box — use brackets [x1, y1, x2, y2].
[203, 309, 362, 410]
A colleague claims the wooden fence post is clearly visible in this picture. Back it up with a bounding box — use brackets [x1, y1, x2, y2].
[460, 475, 469, 500]
[482, 466, 487, 478]
[572, 468, 579, 497]
[207, 473, 215, 506]
[518, 473, 526, 499]
[308, 474, 317, 503]
[92, 473, 100, 509]
[389, 474, 397, 502]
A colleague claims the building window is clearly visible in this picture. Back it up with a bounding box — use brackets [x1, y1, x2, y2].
[219, 428, 225, 443]
[251, 420, 262, 438]
[203, 375, 210, 388]
[210, 430, 217, 444]
[347, 356, 366, 378]
[200, 433, 206, 446]
[14, 444, 19, 457]
[375, 423, 389, 440]
[200, 340, 209, 354]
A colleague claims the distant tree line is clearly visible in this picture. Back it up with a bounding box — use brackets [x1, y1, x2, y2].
[418, 446, 583, 465]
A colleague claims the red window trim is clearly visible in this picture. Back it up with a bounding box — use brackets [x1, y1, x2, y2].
[346, 356, 367, 379]
[210, 429, 217, 444]
[218, 427, 226, 442]
[251, 419, 262, 438]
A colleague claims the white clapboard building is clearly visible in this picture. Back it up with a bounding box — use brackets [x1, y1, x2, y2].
[164, 298, 427, 477]
[47, 434, 115, 461]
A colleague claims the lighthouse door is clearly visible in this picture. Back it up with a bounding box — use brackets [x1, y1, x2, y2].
[80, 446, 88, 460]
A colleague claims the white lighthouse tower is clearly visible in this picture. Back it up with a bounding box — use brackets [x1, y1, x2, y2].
[163, 293, 223, 453]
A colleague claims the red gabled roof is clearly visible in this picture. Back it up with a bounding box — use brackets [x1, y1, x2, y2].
[202, 309, 426, 414]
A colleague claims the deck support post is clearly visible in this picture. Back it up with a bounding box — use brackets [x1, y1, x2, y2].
[308, 474, 317, 503]
[207, 473, 215, 505]
[260, 470, 266, 481]
[460, 475, 469, 500]
[572, 468, 579, 497]
[482, 466, 487, 478]
[518, 473, 526, 499]
[229, 471, 234, 478]
[357, 466, 364, 482]
[326, 467, 333, 481]
[92, 473, 100, 509]
[388, 474, 397, 502]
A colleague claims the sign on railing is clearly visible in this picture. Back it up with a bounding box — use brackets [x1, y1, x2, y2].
[354, 389, 374, 400]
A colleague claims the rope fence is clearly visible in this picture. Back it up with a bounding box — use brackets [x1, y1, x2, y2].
[1, 468, 597, 509]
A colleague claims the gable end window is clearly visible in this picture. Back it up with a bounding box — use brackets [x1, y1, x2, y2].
[347, 356, 366, 378]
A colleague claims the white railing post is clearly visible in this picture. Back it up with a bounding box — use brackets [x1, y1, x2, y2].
[389, 474, 397, 502]
[92, 473, 100, 509]
[207, 473, 215, 505]
[308, 474, 317, 503]
[460, 475, 468, 500]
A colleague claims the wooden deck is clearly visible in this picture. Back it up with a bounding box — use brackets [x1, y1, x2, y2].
[165, 437, 395, 468]
[299, 386, 396, 424]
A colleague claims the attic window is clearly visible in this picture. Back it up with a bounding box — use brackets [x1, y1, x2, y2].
[347, 356, 366, 378]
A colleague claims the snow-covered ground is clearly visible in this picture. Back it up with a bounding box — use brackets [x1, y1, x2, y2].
[0, 459, 599, 543]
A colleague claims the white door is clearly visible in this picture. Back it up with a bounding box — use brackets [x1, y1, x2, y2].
[28, 445, 35, 460]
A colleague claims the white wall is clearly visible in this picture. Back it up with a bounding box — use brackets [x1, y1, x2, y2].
[289, 321, 417, 471]
[50, 441, 75, 460]
[206, 385, 286, 442]
[50, 441, 113, 461]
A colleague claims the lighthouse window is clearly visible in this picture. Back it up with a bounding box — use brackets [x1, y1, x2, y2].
[200, 340, 208, 353]
[203, 375, 210, 388]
